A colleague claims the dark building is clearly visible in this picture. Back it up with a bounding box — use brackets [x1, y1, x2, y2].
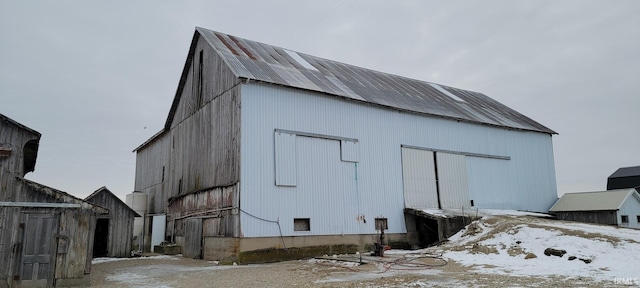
[607, 166, 640, 190]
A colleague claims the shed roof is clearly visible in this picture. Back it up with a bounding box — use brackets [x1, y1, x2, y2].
[85, 186, 141, 217]
[549, 189, 640, 212]
[144, 27, 556, 151]
[15, 177, 109, 214]
[609, 166, 640, 179]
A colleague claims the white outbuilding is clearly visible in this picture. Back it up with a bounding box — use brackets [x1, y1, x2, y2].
[133, 27, 558, 262]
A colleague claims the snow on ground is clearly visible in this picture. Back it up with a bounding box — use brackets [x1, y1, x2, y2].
[438, 215, 640, 283]
[419, 208, 551, 218]
[92, 254, 180, 264]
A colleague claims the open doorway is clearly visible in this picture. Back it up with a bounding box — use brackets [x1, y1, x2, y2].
[93, 218, 109, 257]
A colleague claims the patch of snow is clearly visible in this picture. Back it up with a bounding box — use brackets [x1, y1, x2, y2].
[419, 208, 551, 218]
[92, 255, 180, 264]
[442, 216, 640, 283]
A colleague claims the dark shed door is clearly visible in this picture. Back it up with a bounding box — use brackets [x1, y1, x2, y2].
[183, 218, 203, 259]
[20, 213, 58, 288]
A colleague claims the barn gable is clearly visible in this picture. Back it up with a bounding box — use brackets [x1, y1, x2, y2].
[0, 113, 41, 182]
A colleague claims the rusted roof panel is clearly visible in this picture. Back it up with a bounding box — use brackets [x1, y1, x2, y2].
[196, 27, 556, 134]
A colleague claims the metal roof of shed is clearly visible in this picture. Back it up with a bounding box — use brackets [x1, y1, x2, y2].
[194, 27, 556, 134]
[549, 189, 640, 212]
[609, 166, 640, 179]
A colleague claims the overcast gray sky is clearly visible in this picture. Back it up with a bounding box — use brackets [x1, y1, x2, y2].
[2, 1, 638, 201]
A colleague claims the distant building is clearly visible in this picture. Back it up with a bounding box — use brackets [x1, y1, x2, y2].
[85, 186, 140, 258]
[0, 113, 107, 287]
[607, 166, 640, 190]
[549, 189, 640, 229]
[134, 27, 558, 262]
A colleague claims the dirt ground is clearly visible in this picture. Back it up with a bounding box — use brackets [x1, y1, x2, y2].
[89, 253, 607, 287]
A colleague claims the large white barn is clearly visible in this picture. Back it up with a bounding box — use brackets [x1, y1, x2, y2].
[134, 27, 557, 262]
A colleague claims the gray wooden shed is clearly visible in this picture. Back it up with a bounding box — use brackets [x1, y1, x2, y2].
[0, 113, 107, 287]
[549, 189, 640, 229]
[85, 187, 140, 258]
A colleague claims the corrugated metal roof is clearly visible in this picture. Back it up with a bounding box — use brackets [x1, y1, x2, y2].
[549, 189, 640, 212]
[195, 27, 556, 134]
[609, 166, 640, 178]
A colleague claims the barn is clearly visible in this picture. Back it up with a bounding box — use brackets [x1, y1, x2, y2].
[0, 113, 108, 287]
[133, 27, 558, 262]
[607, 166, 640, 190]
[549, 189, 640, 229]
[85, 186, 140, 258]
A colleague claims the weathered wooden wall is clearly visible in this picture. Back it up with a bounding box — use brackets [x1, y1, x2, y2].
[0, 183, 99, 286]
[86, 189, 137, 258]
[134, 32, 242, 219]
[168, 184, 239, 241]
[553, 211, 617, 225]
[0, 115, 40, 201]
[0, 207, 20, 285]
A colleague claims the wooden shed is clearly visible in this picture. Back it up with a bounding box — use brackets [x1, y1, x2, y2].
[1, 113, 107, 287]
[549, 189, 640, 229]
[85, 187, 140, 258]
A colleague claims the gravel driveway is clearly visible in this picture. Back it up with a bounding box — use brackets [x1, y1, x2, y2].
[89, 253, 605, 287]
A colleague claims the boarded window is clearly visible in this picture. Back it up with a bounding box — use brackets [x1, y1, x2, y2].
[340, 140, 359, 162]
[274, 131, 297, 186]
[294, 218, 310, 231]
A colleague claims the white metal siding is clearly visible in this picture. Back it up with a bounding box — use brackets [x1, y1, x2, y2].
[341, 140, 359, 163]
[618, 194, 640, 229]
[240, 83, 557, 237]
[466, 156, 510, 209]
[401, 148, 438, 209]
[274, 131, 297, 186]
[437, 153, 470, 209]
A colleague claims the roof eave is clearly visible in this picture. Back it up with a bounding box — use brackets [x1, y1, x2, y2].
[240, 77, 557, 135]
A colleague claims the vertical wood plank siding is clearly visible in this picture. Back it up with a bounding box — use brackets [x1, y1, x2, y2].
[134, 33, 242, 244]
[0, 117, 40, 201]
[86, 190, 137, 257]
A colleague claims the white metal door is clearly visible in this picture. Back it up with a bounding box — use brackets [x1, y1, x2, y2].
[401, 147, 439, 209]
[436, 152, 471, 209]
[151, 214, 166, 252]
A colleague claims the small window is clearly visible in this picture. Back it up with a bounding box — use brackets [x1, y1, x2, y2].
[621, 215, 629, 225]
[636, 215, 640, 223]
[294, 218, 310, 231]
[375, 218, 388, 231]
